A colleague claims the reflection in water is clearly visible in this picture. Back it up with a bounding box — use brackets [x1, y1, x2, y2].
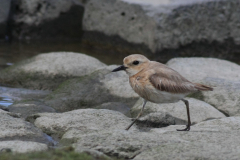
[0, 40, 134, 70]
[0, 95, 13, 107]
[44, 133, 58, 147]
[0, 40, 240, 72]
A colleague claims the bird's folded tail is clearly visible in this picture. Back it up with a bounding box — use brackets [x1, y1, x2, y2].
[194, 83, 213, 91]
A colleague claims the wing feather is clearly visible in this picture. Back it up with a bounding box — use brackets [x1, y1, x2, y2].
[149, 66, 196, 94]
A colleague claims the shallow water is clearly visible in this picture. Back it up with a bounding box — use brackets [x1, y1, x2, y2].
[1, 40, 240, 72]
[0, 95, 13, 107]
[0, 40, 130, 70]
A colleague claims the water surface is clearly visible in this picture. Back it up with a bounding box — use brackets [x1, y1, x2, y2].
[0, 95, 13, 107]
[0, 40, 130, 70]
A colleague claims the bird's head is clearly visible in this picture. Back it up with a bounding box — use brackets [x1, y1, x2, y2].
[112, 54, 150, 76]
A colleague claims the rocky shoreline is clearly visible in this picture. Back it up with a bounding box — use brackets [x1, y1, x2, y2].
[0, 52, 240, 159]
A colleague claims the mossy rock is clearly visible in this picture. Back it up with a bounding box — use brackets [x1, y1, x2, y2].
[0, 147, 116, 160]
[44, 66, 138, 112]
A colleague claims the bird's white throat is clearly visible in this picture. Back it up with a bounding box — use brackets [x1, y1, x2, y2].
[125, 68, 139, 77]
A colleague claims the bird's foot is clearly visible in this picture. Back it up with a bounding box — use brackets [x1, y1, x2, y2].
[177, 125, 190, 131]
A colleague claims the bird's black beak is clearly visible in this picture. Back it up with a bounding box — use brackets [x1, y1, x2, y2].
[112, 65, 127, 72]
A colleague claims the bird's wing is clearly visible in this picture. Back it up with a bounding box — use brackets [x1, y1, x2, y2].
[148, 65, 196, 94]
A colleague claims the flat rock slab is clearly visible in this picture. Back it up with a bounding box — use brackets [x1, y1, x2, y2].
[32, 109, 137, 141]
[0, 52, 106, 90]
[166, 57, 240, 83]
[73, 117, 240, 159]
[73, 130, 183, 159]
[131, 98, 225, 127]
[134, 117, 240, 160]
[0, 141, 48, 153]
[83, 0, 240, 52]
[44, 65, 138, 112]
[134, 142, 240, 160]
[0, 111, 49, 144]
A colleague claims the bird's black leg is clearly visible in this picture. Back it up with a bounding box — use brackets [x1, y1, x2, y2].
[177, 99, 191, 131]
[125, 99, 147, 130]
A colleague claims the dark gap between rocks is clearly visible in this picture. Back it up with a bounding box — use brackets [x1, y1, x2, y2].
[82, 31, 240, 65]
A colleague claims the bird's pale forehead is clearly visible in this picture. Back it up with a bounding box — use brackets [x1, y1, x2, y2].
[123, 54, 149, 64]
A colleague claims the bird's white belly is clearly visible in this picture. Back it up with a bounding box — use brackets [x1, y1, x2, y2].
[131, 80, 189, 104]
[151, 90, 186, 103]
[142, 86, 187, 103]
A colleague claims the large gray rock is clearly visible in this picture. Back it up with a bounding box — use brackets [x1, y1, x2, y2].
[131, 98, 225, 127]
[31, 109, 137, 142]
[83, 0, 240, 52]
[198, 78, 240, 116]
[73, 116, 240, 159]
[134, 117, 240, 160]
[0, 52, 106, 90]
[44, 65, 138, 112]
[134, 142, 240, 160]
[13, 0, 84, 39]
[73, 130, 183, 159]
[166, 57, 240, 83]
[0, 141, 48, 153]
[0, 111, 49, 144]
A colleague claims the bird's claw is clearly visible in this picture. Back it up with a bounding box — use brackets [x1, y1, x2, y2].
[176, 125, 190, 131]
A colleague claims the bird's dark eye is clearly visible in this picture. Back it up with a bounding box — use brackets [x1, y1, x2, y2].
[133, 61, 139, 65]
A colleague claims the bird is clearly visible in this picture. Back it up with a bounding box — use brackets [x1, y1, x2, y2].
[112, 54, 213, 131]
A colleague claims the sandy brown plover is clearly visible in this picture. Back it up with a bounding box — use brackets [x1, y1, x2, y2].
[112, 54, 213, 131]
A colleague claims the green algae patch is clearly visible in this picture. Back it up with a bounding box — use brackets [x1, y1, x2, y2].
[0, 147, 113, 160]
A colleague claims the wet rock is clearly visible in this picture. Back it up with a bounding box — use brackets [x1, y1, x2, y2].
[31, 109, 137, 143]
[0, 105, 9, 111]
[131, 98, 225, 127]
[0, 86, 51, 101]
[0, 52, 106, 90]
[13, 0, 84, 39]
[166, 57, 240, 83]
[0, 111, 49, 144]
[44, 65, 138, 112]
[8, 100, 55, 119]
[196, 78, 240, 116]
[83, 0, 240, 52]
[0, 141, 48, 153]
